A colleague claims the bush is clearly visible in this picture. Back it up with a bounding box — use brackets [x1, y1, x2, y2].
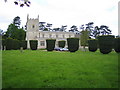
[20, 40, 27, 50]
[12, 39, 20, 50]
[58, 40, 66, 48]
[114, 37, 120, 53]
[6, 38, 13, 50]
[98, 35, 115, 54]
[88, 39, 98, 52]
[67, 38, 79, 52]
[29, 40, 38, 50]
[46, 39, 56, 51]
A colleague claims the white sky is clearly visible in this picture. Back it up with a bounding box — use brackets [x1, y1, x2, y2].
[0, 0, 119, 35]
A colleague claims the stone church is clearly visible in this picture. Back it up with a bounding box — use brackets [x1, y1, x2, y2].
[26, 15, 79, 49]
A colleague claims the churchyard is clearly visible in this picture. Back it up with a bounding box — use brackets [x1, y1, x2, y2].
[2, 50, 118, 88]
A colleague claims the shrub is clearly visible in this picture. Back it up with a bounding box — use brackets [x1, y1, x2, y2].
[67, 38, 79, 52]
[20, 40, 27, 50]
[114, 37, 120, 53]
[6, 38, 13, 50]
[12, 39, 20, 50]
[88, 39, 98, 52]
[58, 40, 66, 48]
[29, 40, 38, 50]
[98, 35, 115, 54]
[46, 39, 56, 51]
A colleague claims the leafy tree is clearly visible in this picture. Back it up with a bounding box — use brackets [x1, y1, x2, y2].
[5, 23, 26, 41]
[6, 24, 18, 38]
[80, 30, 89, 51]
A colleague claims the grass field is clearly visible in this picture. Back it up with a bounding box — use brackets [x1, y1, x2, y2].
[2, 50, 119, 88]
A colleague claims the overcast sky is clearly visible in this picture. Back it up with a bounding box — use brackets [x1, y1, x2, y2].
[0, 0, 119, 35]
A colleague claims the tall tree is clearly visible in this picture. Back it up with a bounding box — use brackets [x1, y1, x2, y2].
[99, 25, 112, 35]
[46, 23, 52, 31]
[13, 16, 21, 28]
[80, 30, 89, 51]
[5, 23, 26, 41]
[39, 22, 46, 31]
[82, 22, 112, 38]
[69, 25, 80, 34]
[60, 25, 67, 32]
[85, 22, 94, 37]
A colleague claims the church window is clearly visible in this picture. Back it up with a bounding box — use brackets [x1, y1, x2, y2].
[40, 41, 45, 46]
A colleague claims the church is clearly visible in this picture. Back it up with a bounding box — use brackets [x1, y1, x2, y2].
[26, 15, 80, 49]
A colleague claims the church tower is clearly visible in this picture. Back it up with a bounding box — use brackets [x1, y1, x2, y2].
[26, 14, 39, 49]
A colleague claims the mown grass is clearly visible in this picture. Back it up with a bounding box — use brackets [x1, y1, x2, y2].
[2, 50, 119, 88]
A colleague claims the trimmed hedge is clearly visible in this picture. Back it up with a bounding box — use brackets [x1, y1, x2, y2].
[12, 39, 20, 50]
[98, 35, 115, 54]
[6, 38, 13, 50]
[46, 39, 56, 51]
[67, 38, 79, 52]
[29, 40, 38, 50]
[20, 40, 27, 50]
[58, 40, 66, 48]
[114, 37, 120, 53]
[88, 39, 98, 52]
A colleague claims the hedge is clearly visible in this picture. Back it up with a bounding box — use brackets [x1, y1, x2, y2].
[20, 40, 27, 50]
[46, 39, 56, 51]
[58, 40, 66, 48]
[88, 39, 98, 52]
[114, 37, 120, 53]
[29, 40, 38, 50]
[98, 35, 115, 54]
[67, 38, 79, 52]
[12, 39, 20, 50]
[6, 38, 13, 50]
[2, 39, 6, 50]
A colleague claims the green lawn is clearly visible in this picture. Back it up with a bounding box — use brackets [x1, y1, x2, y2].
[2, 50, 119, 88]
